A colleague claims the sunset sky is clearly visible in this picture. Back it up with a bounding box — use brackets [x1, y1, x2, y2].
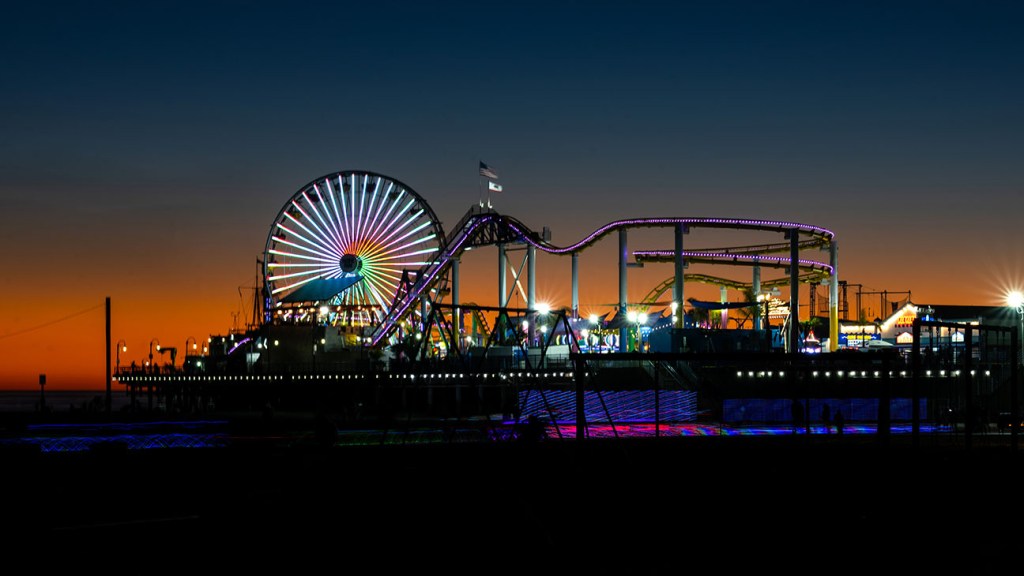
[2, 1, 1022, 390]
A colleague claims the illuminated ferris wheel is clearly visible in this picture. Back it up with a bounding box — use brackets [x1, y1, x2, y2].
[262, 170, 445, 327]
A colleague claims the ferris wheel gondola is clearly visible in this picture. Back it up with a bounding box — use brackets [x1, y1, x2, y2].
[262, 170, 445, 328]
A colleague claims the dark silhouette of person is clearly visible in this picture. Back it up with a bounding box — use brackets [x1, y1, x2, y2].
[821, 403, 831, 434]
[834, 409, 845, 435]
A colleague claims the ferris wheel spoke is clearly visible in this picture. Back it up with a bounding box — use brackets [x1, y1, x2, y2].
[358, 175, 378, 251]
[369, 197, 417, 251]
[364, 181, 393, 247]
[274, 227, 342, 261]
[374, 208, 427, 250]
[338, 178, 354, 250]
[267, 249, 337, 265]
[370, 233, 438, 260]
[366, 189, 406, 249]
[268, 265, 336, 282]
[325, 178, 353, 251]
[374, 247, 440, 262]
[279, 218, 339, 260]
[290, 198, 340, 258]
[364, 270, 399, 292]
[362, 229, 434, 261]
[348, 177, 360, 251]
[271, 273, 326, 295]
[304, 187, 345, 253]
[266, 262, 336, 269]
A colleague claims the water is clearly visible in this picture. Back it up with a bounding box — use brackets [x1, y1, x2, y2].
[0, 390, 132, 413]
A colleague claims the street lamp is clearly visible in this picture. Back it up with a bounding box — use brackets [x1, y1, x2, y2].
[149, 338, 160, 372]
[115, 339, 127, 374]
[589, 314, 602, 352]
[186, 336, 197, 357]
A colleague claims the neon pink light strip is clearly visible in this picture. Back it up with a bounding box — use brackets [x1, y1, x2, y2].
[508, 217, 833, 255]
[635, 250, 834, 274]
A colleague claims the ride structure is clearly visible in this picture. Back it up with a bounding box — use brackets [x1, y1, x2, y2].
[254, 169, 839, 366]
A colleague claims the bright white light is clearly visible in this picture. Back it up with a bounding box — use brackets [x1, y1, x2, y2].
[536, 303, 550, 315]
[589, 314, 599, 324]
[627, 310, 638, 323]
[522, 320, 529, 331]
[1009, 291, 1024, 309]
[638, 313, 648, 324]
[319, 306, 329, 315]
[540, 325, 548, 334]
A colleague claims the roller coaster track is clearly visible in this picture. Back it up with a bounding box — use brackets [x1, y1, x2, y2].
[367, 208, 836, 347]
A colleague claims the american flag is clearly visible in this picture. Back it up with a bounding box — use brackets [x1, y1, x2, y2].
[479, 161, 498, 179]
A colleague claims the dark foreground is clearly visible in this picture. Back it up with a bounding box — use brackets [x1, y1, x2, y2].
[2, 432, 1021, 574]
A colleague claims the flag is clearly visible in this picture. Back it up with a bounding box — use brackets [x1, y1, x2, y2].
[488, 181, 503, 193]
[479, 161, 498, 179]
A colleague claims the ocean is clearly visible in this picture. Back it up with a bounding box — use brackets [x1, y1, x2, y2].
[0, 390, 132, 413]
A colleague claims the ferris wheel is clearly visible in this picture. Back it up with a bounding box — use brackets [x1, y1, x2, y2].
[262, 170, 445, 328]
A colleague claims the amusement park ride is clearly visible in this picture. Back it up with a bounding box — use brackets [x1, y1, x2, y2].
[242, 168, 840, 371]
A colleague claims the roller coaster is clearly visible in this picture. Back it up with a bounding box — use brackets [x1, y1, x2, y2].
[260, 169, 840, 355]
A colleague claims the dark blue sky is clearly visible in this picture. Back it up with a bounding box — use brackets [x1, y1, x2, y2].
[2, 0, 1023, 385]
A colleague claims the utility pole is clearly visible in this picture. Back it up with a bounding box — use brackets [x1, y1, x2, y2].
[105, 296, 111, 416]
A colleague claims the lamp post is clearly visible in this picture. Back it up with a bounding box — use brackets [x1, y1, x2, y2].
[115, 339, 127, 374]
[149, 338, 160, 373]
[186, 337, 197, 358]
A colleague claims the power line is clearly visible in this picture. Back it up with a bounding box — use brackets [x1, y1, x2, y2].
[0, 303, 104, 341]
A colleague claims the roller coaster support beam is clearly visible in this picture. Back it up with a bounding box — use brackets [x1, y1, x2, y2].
[498, 243, 507, 307]
[752, 264, 761, 332]
[619, 229, 629, 353]
[452, 257, 461, 339]
[829, 240, 839, 352]
[528, 244, 536, 343]
[674, 224, 687, 329]
[571, 252, 579, 319]
[788, 229, 800, 354]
